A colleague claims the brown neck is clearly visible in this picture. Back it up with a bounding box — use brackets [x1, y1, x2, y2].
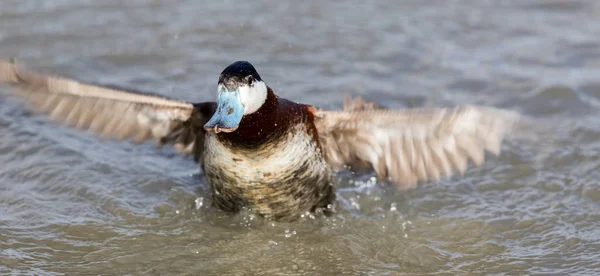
[217, 88, 292, 149]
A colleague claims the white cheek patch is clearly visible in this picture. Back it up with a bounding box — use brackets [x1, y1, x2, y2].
[238, 80, 267, 115]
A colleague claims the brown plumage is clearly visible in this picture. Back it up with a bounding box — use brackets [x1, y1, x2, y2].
[0, 59, 522, 221]
[0, 60, 216, 162]
[202, 89, 334, 221]
[316, 97, 519, 188]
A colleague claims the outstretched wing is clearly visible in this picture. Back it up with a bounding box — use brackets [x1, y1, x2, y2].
[0, 59, 216, 161]
[314, 97, 521, 188]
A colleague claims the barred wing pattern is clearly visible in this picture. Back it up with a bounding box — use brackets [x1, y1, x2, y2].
[0, 60, 216, 160]
[315, 100, 520, 188]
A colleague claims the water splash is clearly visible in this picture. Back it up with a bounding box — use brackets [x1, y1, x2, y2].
[194, 197, 204, 210]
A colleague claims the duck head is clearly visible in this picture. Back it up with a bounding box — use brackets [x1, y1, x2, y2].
[204, 61, 267, 133]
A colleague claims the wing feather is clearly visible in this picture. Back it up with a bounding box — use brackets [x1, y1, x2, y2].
[0, 60, 216, 160]
[314, 97, 521, 188]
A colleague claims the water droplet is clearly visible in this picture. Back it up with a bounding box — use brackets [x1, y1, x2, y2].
[390, 202, 397, 212]
[402, 220, 412, 231]
[350, 198, 360, 210]
[195, 197, 204, 209]
[195, 251, 199, 254]
[175, 210, 180, 214]
[268, 240, 278, 246]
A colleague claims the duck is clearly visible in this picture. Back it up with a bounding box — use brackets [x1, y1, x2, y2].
[0, 59, 522, 221]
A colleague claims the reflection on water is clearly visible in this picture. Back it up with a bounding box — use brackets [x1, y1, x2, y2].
[2, 0, 600, 274]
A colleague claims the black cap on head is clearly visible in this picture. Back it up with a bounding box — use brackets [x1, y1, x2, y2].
[218, 61, 263, 90]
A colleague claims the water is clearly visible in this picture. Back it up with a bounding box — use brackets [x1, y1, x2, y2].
[1, 0, 600, 274]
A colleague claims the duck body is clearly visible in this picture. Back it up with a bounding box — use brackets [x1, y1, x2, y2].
[203, 89, 334, 221]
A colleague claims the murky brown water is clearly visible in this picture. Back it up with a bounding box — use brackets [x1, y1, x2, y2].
[1, 0, 600, 275]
